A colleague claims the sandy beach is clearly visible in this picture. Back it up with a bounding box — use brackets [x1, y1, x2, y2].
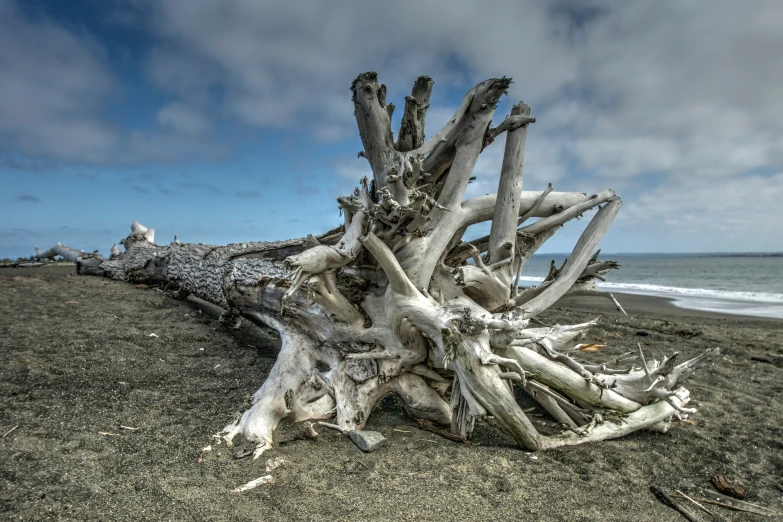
[1, 264, 782, 521]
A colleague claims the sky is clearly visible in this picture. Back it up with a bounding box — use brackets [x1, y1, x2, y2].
[2, 0, 782, 259]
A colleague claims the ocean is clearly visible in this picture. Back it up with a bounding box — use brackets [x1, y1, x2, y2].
[518, 253, 783, 319]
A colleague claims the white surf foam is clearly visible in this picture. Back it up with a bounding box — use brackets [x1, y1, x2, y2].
[516, 276, 783, 318]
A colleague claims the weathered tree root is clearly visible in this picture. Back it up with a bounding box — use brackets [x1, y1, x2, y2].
[50, 71, 719, 458]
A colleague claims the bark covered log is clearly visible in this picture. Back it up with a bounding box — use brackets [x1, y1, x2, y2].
[55, 71, 718, 458]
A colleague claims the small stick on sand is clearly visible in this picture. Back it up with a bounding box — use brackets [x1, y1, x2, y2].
[3, 425, 19, 438]
[120, 426, 139, 431]
[650, 486, 699, 522]
[686, 495, 777, 516]
[674, 490, 714, 517]
[352, 458, 369, 470]
[197, 445, 212, 463]
[99, 432, 121, 436]
[698, 490, 782, 516]
[232, 475, 274, 493]
[722, 498, 781, 516]
[317, 421, 345, 434]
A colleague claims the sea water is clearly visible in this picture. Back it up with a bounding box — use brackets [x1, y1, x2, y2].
[519, 254, 783, 319]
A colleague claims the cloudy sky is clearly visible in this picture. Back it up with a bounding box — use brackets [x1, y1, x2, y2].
[2, 0, 782, 259]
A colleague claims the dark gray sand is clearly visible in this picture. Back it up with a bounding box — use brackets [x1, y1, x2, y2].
[1, 265, 782, 521]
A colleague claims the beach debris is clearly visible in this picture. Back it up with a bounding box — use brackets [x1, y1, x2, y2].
[650, 485, 699, 522]
[711, 474, 746, 499]
[302, 421, 319, 439]
[265, 457, 287, 472]
[348, 430, 386, 452]
[635, 331, 649, 337]
[148, 333, 159, 337]
[232, 475, 275, 493]
[317, 421, 345, 433]
[135, 284, 149, 289]
[749, 353, 783, 366]
[2, 425, 19, 438]
[120, 425, 139, 431]
[674, 490, 715, 517]
[99, 431, 121, 436]
[234, 448, 253, 459]
[723, 356, 747, 366]
[197, 445, 212, 463]
[671, 490, 783, 517]
[416, 419, 471, 444]
[675, 329, 702, 338]
[576, 343, 606, 353]
[349, 457, 370, 470]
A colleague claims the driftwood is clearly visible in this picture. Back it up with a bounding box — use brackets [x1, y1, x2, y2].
[40, 72, 718, 458]
[34, 243, 89, 262]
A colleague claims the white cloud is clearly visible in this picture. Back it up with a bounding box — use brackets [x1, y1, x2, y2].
[614, 173, 783, 251]
[0, 0, 120, 163]
[139, 1, 783, 182]
[0, 1, 233, 166]
[157, 103, 211, 135]
[561, 1, 783, 180]
[140, 0, 571, 142]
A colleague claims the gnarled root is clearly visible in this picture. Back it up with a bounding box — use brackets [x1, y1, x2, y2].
[219, 325, 337, 458]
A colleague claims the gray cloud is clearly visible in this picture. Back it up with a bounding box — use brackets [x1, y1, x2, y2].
[15, 193, 40, 203]
[157, 102, 211, 135]
[559, 1, 783, 180]
[2, 227, 41, 237]
[2, 0, 783, 249]
[140, 0, 570, 142]
[137, 1, 783, 187]
[236, 190, 261, 199]
[177, 182, 224, 195]
[6, 0, 783, 182]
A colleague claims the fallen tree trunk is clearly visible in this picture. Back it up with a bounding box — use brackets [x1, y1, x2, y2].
[43, 71, 717, 458]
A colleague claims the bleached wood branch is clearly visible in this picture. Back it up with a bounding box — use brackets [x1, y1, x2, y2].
[35, 243, 89, 262]
[351, 72, 395, 190]
[488, 101, 532, 271]
[460, 190, 587, 227]
[396, 76, 433, 153]
[515, 197, 622, 317]
[434, 78, 512, 210]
